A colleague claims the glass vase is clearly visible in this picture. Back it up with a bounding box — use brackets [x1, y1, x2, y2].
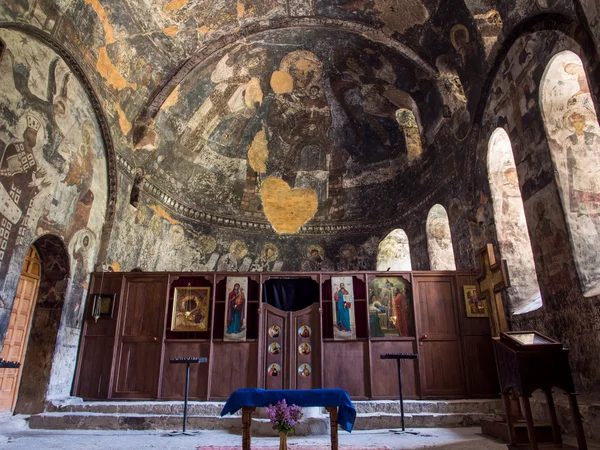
[279, 430, 288, 450]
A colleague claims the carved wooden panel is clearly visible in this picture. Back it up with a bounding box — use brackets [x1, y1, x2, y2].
[262, 304, 287, 390]
[289, 303, 321, 390]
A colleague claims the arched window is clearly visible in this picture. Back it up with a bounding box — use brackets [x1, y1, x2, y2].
[540, 50, 600, 297]
[377, 229, 412, 271]
[488, 128, 542, 314]
[426, 204, 456, 270]
[396, 109, 423, 162]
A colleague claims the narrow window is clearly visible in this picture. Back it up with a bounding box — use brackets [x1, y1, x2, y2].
[540, 50, 600, 297]
[395, 109, 423, 162]
[377, 229, 412, 271]
[426, 204, 456, 270]
[488, 128, 542, 313]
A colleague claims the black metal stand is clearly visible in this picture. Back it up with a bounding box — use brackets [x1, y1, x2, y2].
[166, 357, 207, 437]
[380, 353, 418, 433]
[0, 358, 21, 369]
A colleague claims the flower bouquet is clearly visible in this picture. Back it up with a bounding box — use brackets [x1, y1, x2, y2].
[265, 399, 303, 450]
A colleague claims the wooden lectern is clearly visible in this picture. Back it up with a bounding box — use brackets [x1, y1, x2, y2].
[493, 331, 587, 450]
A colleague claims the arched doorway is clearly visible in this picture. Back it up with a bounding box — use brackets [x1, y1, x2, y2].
[0, 246, 41, 412]
[0, 235, 69, 413]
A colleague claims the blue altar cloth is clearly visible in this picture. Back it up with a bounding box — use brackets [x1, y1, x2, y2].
[220, 388, 356, 432]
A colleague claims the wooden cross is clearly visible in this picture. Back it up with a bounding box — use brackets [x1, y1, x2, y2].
[476, 243, 511, 337]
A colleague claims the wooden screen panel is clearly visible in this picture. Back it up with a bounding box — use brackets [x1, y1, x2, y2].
[369, 340, 418, 399]
[455, 273, 499, 398]
[462, 336, 498, 397]
[414, 276, 465, 398]
[113, 276, 167, 399]
[160, 342, 210, 400]
[322, 341, 369, 398]
[76, 336, 115, 399]
[263, 305, 287, 390]
[209, 341, 258, 400]
[74, 274, 122, 399]
[290, 304, 320, 390]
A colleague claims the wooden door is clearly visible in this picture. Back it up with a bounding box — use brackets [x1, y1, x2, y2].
[0, 247, 41, 411]
[112, 276, 167, 399]
[289, 304, 321, 390]
[414, 275, 466, 398]
[263, 304, 287, 390]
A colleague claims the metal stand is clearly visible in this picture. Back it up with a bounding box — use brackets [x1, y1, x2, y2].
[380, 353, 418, 433]
[166, 357, 207, 437]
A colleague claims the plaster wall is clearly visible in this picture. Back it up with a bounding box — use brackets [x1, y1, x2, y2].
[0, 29, 108, 399]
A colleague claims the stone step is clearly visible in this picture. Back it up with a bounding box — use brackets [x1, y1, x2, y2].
[28, 410, 498, 434]
[46, 398, 502, 416]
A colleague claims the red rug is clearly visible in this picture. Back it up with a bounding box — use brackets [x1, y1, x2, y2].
[197, 447, 391, 449]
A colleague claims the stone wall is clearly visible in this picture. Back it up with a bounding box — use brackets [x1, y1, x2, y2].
[471, 28, 600, 393]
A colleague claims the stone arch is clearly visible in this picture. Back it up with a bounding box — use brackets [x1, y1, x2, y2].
[426, 204, 456, 270]
[12, 234, 69, 414]
[540, 50, 600, 297]
[376, 229, 412, 271]
[488, 128, 542, 314]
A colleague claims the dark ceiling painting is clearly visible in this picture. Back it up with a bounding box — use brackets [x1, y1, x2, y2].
[147, 28, 442, 232]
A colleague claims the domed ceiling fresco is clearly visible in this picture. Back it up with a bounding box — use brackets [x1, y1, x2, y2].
[145, 29, 443, 232]
[1, 0, 486, 235]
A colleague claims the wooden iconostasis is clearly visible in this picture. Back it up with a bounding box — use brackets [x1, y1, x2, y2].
[73, 271, 499, 401]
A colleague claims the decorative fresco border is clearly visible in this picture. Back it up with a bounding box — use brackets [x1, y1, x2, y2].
[116, 152, 458, 236]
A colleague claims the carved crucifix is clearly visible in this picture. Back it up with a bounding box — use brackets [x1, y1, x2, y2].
[476, 243, 511, 337]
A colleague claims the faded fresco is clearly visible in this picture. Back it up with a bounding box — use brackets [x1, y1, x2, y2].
[473, 28, 600, 393]
[426, 204, 456, 271]
[149, 29, 438, 232]
[376, 229, 412, 271]
[106, 176, 381, 272]
[0, 29, 107, 313]
[0, 29, 108, 398]
[540, 50, 600, 297]
[487, 128, 542, 314]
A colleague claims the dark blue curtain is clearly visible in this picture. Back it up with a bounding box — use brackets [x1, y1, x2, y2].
[262, 278, 319, 312]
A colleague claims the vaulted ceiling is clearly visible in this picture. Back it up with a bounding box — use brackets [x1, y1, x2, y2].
[1, 0, 502, 232]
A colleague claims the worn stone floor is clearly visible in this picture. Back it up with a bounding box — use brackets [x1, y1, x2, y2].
[0, 416, 599, 450]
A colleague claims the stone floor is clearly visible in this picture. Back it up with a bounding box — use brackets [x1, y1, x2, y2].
[1, 416, 600, 450]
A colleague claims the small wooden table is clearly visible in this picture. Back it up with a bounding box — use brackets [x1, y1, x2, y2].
[241, 405, 340, 450]
[221, 388, 356, 450]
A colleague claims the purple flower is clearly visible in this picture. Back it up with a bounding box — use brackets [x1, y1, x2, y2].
[265, 400, 304, 433]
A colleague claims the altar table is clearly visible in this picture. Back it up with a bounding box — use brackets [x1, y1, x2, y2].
[220, 388, 356, 450]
